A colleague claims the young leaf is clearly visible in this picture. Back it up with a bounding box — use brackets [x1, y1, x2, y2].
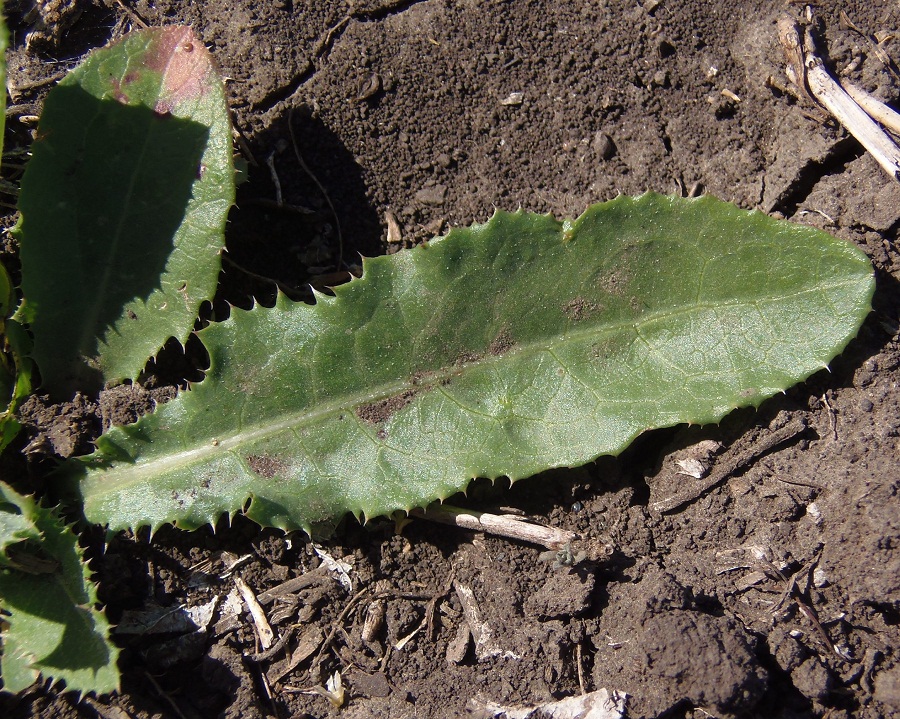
[0, 481, 119, 694]
[0, 263, 16, 432]
[72, 194, 874, 534]
[0, 262, 31, 453]
[16, 26, 234, 397]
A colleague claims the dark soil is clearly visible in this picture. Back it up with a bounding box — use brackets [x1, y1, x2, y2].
[3, 1, 900, 718]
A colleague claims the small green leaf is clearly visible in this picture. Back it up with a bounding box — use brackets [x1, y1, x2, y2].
[72, 194, 874, 534]
[0, 262, 13, 320]
[0, 264, 14, 411]
[0, 315, 32, 455]
[16, 26, 234, 397]
[0, 495, 37, 559]
[0, 481, 119, 694]
[0, 263, 31, 455]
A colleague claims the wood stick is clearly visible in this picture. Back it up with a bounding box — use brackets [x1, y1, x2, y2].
[255, 566, 333, 605]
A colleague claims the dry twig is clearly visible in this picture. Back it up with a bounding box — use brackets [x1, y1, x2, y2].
[411, 505, 577, 549]
[843, 82, 900, 136]
[256, 566, 334, 604]
[235, 575, 275, 650]
[452, 580, 506, 660]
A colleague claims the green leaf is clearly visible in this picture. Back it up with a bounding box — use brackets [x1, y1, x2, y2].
[0, 490, 38, 559]
[72, 194, 874, 534]
[0, 481, 119, 694]
[0, 18, 29, 451]
[16, 26, 234, 397]
[0, 258, 32, 454]
[0, 315, 32, 455]
[0, 262, 14, 412]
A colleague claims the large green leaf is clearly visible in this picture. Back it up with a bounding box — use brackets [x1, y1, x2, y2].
[73, 194, 874, 534]
[0, 481, 119, 694]
[16, 26, 233, 397]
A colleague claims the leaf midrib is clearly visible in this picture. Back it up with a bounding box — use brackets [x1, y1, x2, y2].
[87, 277, 864, 485]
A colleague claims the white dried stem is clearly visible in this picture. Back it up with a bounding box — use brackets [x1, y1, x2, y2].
[805, 57, 900, 181]
[411, 505, 576, 549]
[234, 575, 275, 650]
[452, 580, 503, 660]
[843, 82, 900, 137]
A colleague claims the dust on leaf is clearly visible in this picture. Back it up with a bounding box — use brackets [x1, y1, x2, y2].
[355, 390, 418, 425]
[488, 330, 515, 356]
[246, 454, 288, 479]
[564, 297, 603, 321]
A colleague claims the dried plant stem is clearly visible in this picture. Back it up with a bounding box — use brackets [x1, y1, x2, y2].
[843, 82, 900, 137]
[235, 575, 275, 650]
[778, 14, 900, 182]
[411, 505, 576, 549]
[804, 57, 900, 181]
[651, 417, 808, 513]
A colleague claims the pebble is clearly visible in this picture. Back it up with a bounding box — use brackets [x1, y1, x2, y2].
[812, 567, 829, 588]
[592, 131, 616, 159]
[415, 185, 447, 206]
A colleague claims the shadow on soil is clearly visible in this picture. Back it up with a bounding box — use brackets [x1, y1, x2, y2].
[221, 107, 382, 309]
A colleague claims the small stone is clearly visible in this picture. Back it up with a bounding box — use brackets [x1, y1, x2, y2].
[499, 92, 524, 106]
[592, 132, 616, 160]
[415, 185, 447, 206]
[859, 397, 874, 412]
[435, 153, 452, 168]
[651, 69, 669, 87]
[385, 210, 402, 243]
